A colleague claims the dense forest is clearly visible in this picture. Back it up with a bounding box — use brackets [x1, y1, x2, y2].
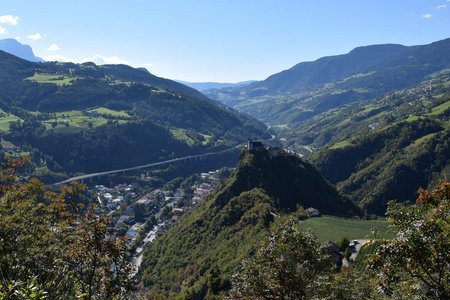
[310, 72, 450, 215]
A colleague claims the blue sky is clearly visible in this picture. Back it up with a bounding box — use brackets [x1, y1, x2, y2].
[1, 0, 450, 82]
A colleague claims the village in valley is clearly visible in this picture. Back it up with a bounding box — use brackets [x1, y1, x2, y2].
[87, 167, 227, 275]
[85, 140, 335, 276]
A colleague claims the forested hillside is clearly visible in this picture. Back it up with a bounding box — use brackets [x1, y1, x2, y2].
[141, 149, 359, 298]
[312, 119, 449, 214]
[0, 51, 269, 179]
[310, 72, 450, 214]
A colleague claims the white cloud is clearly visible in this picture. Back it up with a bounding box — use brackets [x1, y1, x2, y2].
[0, 15, 19, 26]
[47, 44, 60, 51]
[144, 63, 153, 67]
[435, 4, 447, 9]
[27, 33, 43, 41]
[15, 36, 21, 40]
[82, 55, 130, 65]
[0, 26, 6, 35]
[421, 13, 432, 18]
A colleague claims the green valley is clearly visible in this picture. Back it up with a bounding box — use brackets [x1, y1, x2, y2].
[0, 51, 270, 180]
[205, 39, 450, 216]
[1, 3, 450, 300]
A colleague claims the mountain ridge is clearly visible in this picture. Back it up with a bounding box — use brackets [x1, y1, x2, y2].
[205, 37, 450, 125]
[0, 38, 44, 62]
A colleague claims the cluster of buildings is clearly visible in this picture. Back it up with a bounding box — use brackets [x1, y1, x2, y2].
[89, 167, 229, 273]
[200, 170, 221, 181]
[94, 183, 136, 211]
[191, 182, 214, 205]
[135, 189, 179, 212]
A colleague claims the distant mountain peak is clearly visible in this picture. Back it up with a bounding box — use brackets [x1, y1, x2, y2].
[175, 80, 256, 91]
[0, 38, 44, 62]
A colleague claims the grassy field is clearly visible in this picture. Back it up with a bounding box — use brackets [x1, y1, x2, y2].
[40, 108, 131, 131]
[298, 215, 393, 242]
[429, 100, 450, 116]
[25, 73, 80, 86]
[0, 107, 131, 134]
[43, 110, 108, 130]
[0, 111, 22, 132]
[169, 128, 213, 146]
[199, 133, 213, 145]
[170, 128, 196, 146]
[413, 132, 438, 145]
[89, 107, 131, 118]
[329, 139, 352, 149]
[405, 115, 421, 122]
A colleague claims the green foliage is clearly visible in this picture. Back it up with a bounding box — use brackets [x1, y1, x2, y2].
[312, 119, 450, 214]
[353, 240, 381, 272]
[338, 237, 350, 251]
[369, 181, 450, 298]
[0, 110, 22, 133]
[0, 277, 48, 299]
[25, 72, 80, 86]
[0, 158, 134, 299]
[429, 99, 450, 116]
[344, 247, 352, 260]
[229, 218, 386, 300]
[141, 188, 273, 298]
[163, 176, 184, 191]
[317, 269, 380, 300]
[231, 219, 332, 299]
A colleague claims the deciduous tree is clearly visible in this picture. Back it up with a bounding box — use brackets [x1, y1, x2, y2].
[370, 181, 450, 299]
[0, 157, 134, 299]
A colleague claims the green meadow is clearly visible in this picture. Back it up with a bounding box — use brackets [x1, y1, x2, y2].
[298, 215, 393, 242]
